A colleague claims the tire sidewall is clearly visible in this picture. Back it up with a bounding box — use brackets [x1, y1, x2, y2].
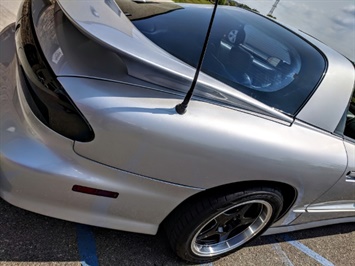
[174, 189, 283, 262]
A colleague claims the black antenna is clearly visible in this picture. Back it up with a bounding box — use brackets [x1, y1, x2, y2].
[175, 0, 219, 115]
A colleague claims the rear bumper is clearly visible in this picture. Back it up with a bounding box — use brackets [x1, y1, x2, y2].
[0, 24, 201, 235]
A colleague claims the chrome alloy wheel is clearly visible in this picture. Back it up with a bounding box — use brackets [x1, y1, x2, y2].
[190, 200, 273, 257]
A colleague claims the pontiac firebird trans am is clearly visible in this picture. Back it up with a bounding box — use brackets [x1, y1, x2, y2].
[0, 0, 354, 262]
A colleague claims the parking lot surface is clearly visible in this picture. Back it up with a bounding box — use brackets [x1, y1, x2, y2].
[1, 198, 354, 266]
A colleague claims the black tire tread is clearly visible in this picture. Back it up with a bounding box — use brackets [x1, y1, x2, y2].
[165, 186, 283, 263]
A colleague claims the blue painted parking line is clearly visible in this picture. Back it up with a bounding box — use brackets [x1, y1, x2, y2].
[76, 224, 99, 266]
[283, 234, 334, 266]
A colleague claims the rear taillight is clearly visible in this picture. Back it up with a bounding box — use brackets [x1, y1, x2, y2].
[15, 0, 94, 142]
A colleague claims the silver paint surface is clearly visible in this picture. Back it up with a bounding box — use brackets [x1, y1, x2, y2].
[1, 0, 354, 237]
[0, 25, 201, 235]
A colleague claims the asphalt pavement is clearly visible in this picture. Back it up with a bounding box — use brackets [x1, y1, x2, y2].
[1, 198, 354, 266]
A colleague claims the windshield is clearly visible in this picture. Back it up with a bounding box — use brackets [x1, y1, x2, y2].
[117, 0, 326, 116]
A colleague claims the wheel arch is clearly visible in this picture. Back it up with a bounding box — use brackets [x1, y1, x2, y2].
[162, 180, 297, 229]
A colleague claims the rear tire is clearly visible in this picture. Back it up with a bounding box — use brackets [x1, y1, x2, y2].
[165, 187, 283, 263]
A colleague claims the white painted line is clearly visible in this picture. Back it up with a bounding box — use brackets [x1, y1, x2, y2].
[283, 235, 334, 266]
[272, 243, 294, 266]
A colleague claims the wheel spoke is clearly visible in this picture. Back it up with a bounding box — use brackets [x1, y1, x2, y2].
[239, 216, 257, 226]
[198, 224, 232, 243]
[197, 223, 219, 241]
[238, 204, 261, 226]
[214, 212, 234, 226]
[218, 230, 231, 242]
[238, 204, 253, 218]
[197, 212, 236, 243]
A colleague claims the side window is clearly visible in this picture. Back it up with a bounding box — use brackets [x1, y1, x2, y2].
[344, 89, 355, 140]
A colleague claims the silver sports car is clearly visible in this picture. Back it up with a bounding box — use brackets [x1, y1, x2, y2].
[0, 0, 354, 263]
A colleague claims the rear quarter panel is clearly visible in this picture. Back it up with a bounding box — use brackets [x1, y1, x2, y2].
[58, 77, 347, 220]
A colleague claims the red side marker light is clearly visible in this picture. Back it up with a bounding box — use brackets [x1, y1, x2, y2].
[72, 185, 119, 198]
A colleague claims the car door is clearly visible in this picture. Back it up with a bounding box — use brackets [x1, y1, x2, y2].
[304, 139, 355, 216]
[295, 90, 355, 222]
[344, 140, 355, 187]
[290, 139, 354, 225]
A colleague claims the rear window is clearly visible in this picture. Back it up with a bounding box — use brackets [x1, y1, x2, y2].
[117, 1, 326, 115]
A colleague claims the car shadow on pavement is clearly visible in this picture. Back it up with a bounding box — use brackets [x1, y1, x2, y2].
[1, 198, 354, 265]
[247, 221, 355, 248]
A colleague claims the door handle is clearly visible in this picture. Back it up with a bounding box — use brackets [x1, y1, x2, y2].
[346, 171, 355, 183]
